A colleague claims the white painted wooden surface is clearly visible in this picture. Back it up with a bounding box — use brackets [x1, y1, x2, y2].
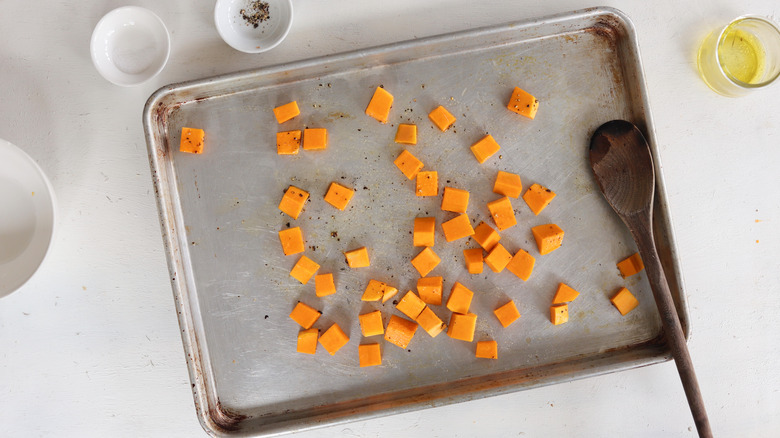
[1, 1, 778, 436]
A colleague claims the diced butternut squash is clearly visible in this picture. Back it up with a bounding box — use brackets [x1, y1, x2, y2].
[550, 303, 568, 325]
[344, 247, 370, 268]
[395, 123, 417, 144]
[384, 315, 418, 349]
[296, 328, 318, 355]
[506, 249, 535, 281]
[413, 217, 436, 247]
[494, 300, 521, 328]
[487, 196, 517, 231]
[475, 340, 498, 359]
[417, 276, 443, 305]
[359, 343, 382, 367]
[303, 128, 328, 150]
[359, 310, 385, 336]
[273, 101, 300, 123]
[278, 186, 309, 219]
[441, 187, 470, 213]
[428, 105, 456, 131]
[472, 221, 500, 252]
[290, 255, 320, 284]
[484, 243, 512, 273]
[277, 130, 301, 155]
[324, 182, 355, 211]
[552, 283, 580, 304]
[278, 227, 304, 256]
[362, 279, 397, 302]
[447, 312, 477, 342]
[396, 291, 427, 320]
[365, 86, 393, 123]
[394, 150, 424, 180]
[411, 247, 441, 277]
[470, 134, 501, 164]
[611, 287, 639, 315]
[319, 323, 349, 355]
[493, 170, 523, 198]
[441, 213, 475, 242]
[531, 224, 564, 255]
[523, 183, 556, 215]
[289, 301, 321, 329]
[463, 248, 484, 274]
[180, 127, 205, 154]
[416, 306, 446, 337]
[314, 273, 336, 297]
[446, 282, 474, 314]
[617, 253, 644, 278]
[507, 87, 539, 119]
[416, 171, 438, 197]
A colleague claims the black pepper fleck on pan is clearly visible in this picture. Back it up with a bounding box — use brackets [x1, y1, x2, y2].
[264, 315, 269, 319]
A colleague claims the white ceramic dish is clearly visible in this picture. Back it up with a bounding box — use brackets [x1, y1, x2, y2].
[215, 0, 293, 53]
[90, 6, 171, 86]
[0, 139, 56, 298]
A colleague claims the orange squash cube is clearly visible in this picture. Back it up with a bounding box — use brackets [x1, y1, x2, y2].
[278, 226, 304, 256]
[475, 340, 498, 359]
[550, 303, 569, 325]
[411, 247, 441, 277]
[487, 196, 517, 231]
[447, 312, 477, 342]
[273, 101, 300, 124]
[344, 246, 370, 268]
[416, 276, 443, 305]
[441, 187, 470, 213]
[290, 255, 320, 284]
[611, 287, 639, 315]
[428, 105, 456, 131]
[532, 224, 564, 255]
[523, 183, 556, 215]
[296, 328, 318, 355]
[507, 87, 539, 119]
[472, 221, 501, 252]
[365, 86, 393, 123]
[493, 300, 521, 328]
[484, 243, 512, 273]
[394, 149, 424, 180]
[416, 171, 438, 197]
[413, 217, 436, 247]
[396, 290, 427, 320]
[278, 186, 309, 219]
[384, 315, 418, 349]
[463, 248, 484, 274]
[470, 134, 501, 164]
[552, 283, 580, 304]
[289, 301, 321, 329]
[277, 130, 301, 155]
[416, 306, 446, 337]
[493, 170, 523, 198]
[446, 282, 474, 314]
[441, 213, 475, 242]
[362, 279, 397, 302]
[319, 323, 349, 355]
[314, 273, 336, 297]
[359, 310, 385, 336]
[324, 182, 355, 211]
[303, 128, 328, 150]
[359, 343, 382, 367]
[506, 248, 535, 281]
[617, 253, 644, 278]
[180, 127, 205, 154]
[395, 123, 417, 144]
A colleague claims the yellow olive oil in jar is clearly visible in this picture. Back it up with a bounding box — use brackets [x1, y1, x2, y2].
[718, 27, 766, 84]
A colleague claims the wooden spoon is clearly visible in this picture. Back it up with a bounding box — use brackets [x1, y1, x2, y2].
[589, 120, 712, 438]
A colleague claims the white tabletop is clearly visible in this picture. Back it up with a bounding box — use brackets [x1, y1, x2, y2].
[1, 1, 779, 437]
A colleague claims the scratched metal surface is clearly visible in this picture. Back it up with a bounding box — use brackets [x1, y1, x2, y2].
[144, 7, 687, 437]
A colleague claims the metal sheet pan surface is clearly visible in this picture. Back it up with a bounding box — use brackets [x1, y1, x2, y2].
[143, 7, 688, 437]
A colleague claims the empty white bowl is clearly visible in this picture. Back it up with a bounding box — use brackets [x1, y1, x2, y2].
[0, 139, 56, 298]
[90, 6, 171, 86]
[215, 0, 293, 53]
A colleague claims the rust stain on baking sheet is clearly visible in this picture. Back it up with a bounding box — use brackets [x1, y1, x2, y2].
[211, 401, 250, 432]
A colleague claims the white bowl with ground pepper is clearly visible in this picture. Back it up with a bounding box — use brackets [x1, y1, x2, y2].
[215, 0, 293, 53]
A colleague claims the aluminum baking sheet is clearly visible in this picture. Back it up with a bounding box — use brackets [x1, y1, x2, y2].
[143, 7, 688, 437]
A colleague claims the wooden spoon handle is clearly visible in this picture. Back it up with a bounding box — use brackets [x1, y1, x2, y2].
[632, 217, 713, 438]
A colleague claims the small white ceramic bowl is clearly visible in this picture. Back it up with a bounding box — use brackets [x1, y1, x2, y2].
[90, 6, 171, 86]
[0, 139, 56, 298]
[215, 0, 293, 53]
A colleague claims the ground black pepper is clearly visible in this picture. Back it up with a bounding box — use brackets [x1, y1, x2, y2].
[240, 1, 271, 28]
